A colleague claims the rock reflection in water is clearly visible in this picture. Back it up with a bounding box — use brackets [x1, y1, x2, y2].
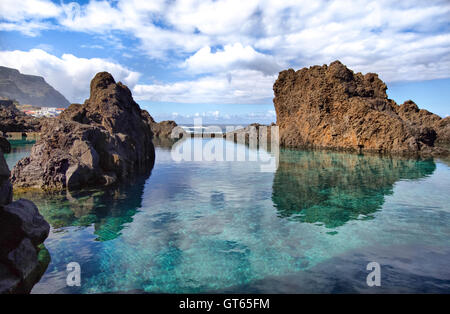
[272, 150, 436, 228]
[14, 175, 148, 241]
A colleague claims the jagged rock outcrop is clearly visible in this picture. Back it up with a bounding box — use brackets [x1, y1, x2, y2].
[224, 123, 276, 145]
[397, 100, 450, 145]
[273, 61, 449, 155]
[0, 66, 70, 108]
[0, 137, 50, 294]
[146, 116, 186, 147]
[149, 119, 179, 139]
[435, 117, 450, 145]
[11, 72, 155, 191]
[0, 99, 41, 133]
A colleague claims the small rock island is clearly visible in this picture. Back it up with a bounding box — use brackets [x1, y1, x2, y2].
[274, 61, 449, 155]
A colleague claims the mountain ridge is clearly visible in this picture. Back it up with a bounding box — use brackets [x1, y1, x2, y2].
[0, 66, 70, 107]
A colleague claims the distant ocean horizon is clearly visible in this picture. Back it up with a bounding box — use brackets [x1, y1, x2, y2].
[179, 124, 249, 134]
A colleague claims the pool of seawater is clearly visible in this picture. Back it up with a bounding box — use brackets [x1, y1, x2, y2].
[4, 138, 450, 293]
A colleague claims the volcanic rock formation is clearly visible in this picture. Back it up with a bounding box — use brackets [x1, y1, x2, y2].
[0, 99, 41, 133]
[148, 117, 185, 140]
[273, 61, 449, 155]
[0, 137, 50, 294]
[11, 72, 155, 190]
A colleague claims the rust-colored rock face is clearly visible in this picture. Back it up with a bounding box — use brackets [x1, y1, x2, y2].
[273, 61, 448, 155]
[11, 72, 155, 190]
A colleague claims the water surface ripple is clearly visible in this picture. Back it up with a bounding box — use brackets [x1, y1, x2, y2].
[5, 138, 450, 293]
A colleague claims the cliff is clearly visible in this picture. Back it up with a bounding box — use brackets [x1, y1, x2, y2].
[273, 61, 449, 156]
[0, 66, 70, 108]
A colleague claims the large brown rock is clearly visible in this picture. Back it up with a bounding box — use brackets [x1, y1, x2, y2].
[273, 61, 449, 155]
[11, 72, 156, 191]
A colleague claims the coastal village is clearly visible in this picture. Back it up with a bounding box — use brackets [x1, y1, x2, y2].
[16, 104, 65, 117]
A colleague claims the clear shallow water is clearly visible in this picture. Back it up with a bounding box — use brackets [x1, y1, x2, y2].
[4, 139, 36, 167]
[4, 138, 450, 293]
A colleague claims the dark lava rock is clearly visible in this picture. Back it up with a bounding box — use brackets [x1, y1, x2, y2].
[0, 140, 50, 294]
[273, 61, 449, 156]
[0, 99, 41, 133]
[11, 72, 156, 191]
[0, 136, 12, 206]
[150, 119, 182, 139]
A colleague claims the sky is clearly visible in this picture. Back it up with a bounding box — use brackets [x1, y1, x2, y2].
[0, 0, 449, 124]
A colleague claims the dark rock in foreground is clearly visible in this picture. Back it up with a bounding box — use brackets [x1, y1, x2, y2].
[11, 72, 155, 191]
[0, 138, 50, 294]
[0, 99, 41, 133]
[0, 137, 12, 206]
[273, 61, 449, 156]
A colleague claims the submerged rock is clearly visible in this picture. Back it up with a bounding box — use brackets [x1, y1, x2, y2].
[0, 139, 50, 294]
[273, 61, 449, 155]
[11, 72, 156, 191]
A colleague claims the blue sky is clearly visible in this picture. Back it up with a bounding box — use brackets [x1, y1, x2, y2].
[0, 0, 449, 123]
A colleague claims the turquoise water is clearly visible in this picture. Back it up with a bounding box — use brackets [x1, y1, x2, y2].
[4, 139, 36, 167]
[4, 138, 450, 293]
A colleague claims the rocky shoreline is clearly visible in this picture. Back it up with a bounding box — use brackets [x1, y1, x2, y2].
[0, 137, 50, 294]
[0, 99, 42, 134]
[1, 63, 450, 295]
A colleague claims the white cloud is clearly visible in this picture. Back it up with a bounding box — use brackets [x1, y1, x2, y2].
[0, 0, 61, 36]
[1, 0, 450, 106]
[182, 43, 283, 75]
[56, 0, 209, 59]
[0, 21, 53, 36]
[0, 0, 61, 21]
[2, 0, 447, 82]
[166, 0, 260, 35]
[134, 70, 276, 104]
[0, 49, 140, 103]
